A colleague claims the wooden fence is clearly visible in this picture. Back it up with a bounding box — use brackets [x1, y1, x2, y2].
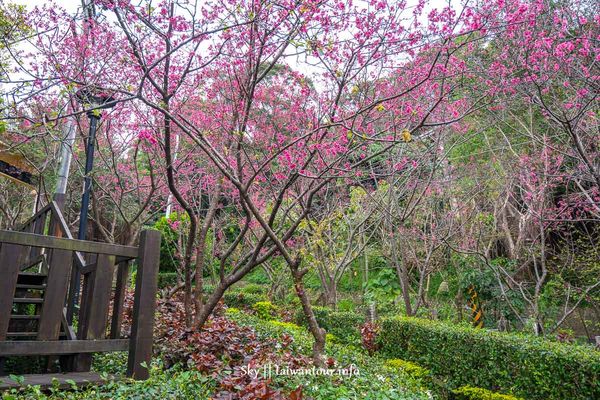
[0, 201, 160, 382]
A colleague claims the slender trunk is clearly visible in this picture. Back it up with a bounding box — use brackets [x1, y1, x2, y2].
[193, 181, 222, 325]
[397, 262, 413, 316]
[194, 281, 228, 328]
[324, 280, 337, 309]
[163, 112, 197, 328]
[291, 259, 326, 367]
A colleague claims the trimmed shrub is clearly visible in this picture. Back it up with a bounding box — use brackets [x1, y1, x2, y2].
[452, 386, 523, 400]
[378, 316, 600, 400]
[223, 291, 267, 308]
[295, 306, 365, 343]
[252, 301, 278, 320]
[224, 307, 241, 317]
[268, 320, 303, 332]
[157, 272, 179, 288]
[384, 359, 430, 380]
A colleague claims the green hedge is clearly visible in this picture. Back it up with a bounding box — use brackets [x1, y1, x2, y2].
[157, 272, 179, 289]
[157, 273, 216, 293]
[378, 317, 600, 400]
[452, 386, 523, 400]
[222, 291, 267, 308]
[295, 306, 365, 343]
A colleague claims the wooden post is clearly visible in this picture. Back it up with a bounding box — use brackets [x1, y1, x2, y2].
[127, 230, 160, 380]
[110, 261, 130, 339]
[74, 254, 115, 372]
[38, 208, 69, 341]
[37, 249, 73, 340]
[0, 243, 25, 340]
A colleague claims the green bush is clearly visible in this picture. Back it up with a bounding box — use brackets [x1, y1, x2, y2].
[252, 301, 278, 320]
[222, 291, 267, 308]
[337, 298, 356, 312]
[378, 316, 600, 400]
[452, 386, 523, 400]
[2, 364, 214, 399]
[157, 272, 179, 289]
[268, 320, 303, 332]
[295, 306, 365, 343]
[384, 359, 430, 380]
[240, 283, 267, 295]
[224, 307, 241, 317]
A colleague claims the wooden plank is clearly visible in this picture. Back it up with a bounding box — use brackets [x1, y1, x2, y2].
[127, 230, 160, 380]
[19, 203, 52, 232]
[85, 254, 115, 340]
[0, 243, 24, 340]
[37, 249, 73, 340]
[62, 309, 76, 341]
[110, 261, 130, 339]
[0, 339, 128, 356]
[0, 371, 116, 390]
[79, 256, 132, 275]
[29, 212, 48, 260]
[0, 230, 138, 259]
[49, 201, 87, 270]
[75, 254, 115, 372]
[18, 254, 46, 272]
[13, 297, 43, 304]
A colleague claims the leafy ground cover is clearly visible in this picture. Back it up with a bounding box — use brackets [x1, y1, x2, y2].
[2, 295, 430, 400]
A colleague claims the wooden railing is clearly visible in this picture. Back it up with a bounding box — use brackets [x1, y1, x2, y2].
[0, 202, 160, 380]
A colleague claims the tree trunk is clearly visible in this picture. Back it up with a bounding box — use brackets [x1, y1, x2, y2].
[194, 281, 228, 328]
[323, 281, 337, 309]
[291, 260, 326, 367]
[193, 181, 222, 325]
[394, 261, 413, 316]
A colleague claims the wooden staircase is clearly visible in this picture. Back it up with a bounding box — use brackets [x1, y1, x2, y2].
[7, 272, 73, 341]
[0, 201, 160, 390]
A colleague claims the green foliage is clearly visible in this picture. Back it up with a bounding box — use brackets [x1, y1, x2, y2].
[267, 320, 303, 332]
[153, 213, 188, 272]
[384, 359, 430, 380]
[239, 283, 267, 295]
[378, 316, 600, 400]
[1, 364, 214, 399]
[93, 352, 128, 375]
[364, 267, 401, 307]
[222, 290, 267, 308]
[224, 307, 241, 316]
[453, 386, 524, 400]
[295, 306, 365, 343]
[157, 272, 179, 289]
[229, 311, 432, 400]
[337, 298, 356, 312]
[244, 267, 271, 285]
[454, 255, 525, 326]
[251, 301, 278, 320]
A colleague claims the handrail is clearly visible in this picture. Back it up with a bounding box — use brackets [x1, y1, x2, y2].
[20, 202, 53, 232]
[0, 230, 138, 259]
[48, 202, 87, 269]
[20, 201, 96, 271]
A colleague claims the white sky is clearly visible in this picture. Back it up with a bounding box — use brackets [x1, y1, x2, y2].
[21, 0, 80, 12]
[20, 0, 451, 16]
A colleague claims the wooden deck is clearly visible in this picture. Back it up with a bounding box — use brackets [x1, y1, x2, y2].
[0, 372, 114, 391]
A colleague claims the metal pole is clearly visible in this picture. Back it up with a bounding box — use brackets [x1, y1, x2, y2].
[68, 112, 99, 322]
[53, 119, 76, 208]
[56, 120, 76, 196]
[77, 112, 99, 241]
[165, 132, 180, 218]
